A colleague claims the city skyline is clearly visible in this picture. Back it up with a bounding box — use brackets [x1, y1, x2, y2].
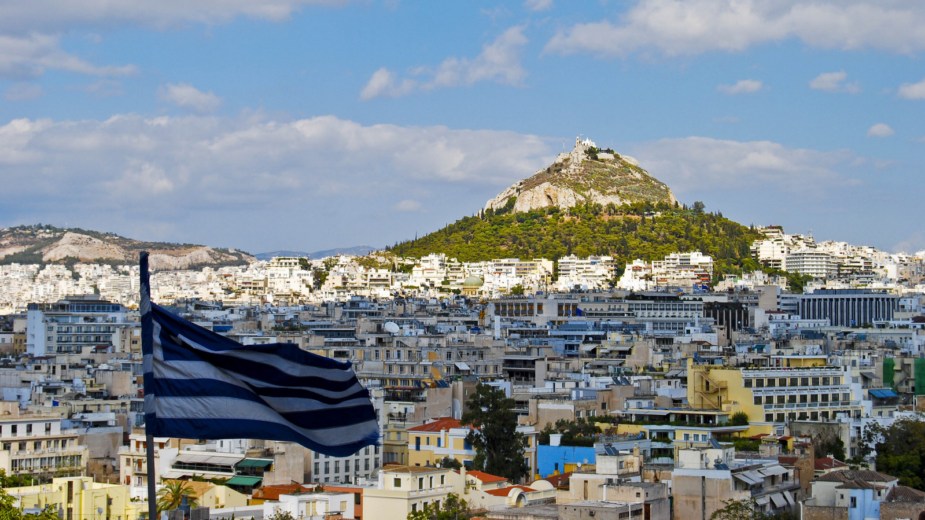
[1, 1, 923, 255]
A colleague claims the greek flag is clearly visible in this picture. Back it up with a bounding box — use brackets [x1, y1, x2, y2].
[141, 301, 379, 457]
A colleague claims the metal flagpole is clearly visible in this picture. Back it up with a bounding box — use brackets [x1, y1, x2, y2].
[140, 252, 158, 520]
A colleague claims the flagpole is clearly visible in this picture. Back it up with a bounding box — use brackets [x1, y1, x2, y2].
[140, 252, 158, 520]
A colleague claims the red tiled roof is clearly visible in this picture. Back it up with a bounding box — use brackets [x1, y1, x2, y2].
[485, 485, 536, 497]
[814, 456, 847, 471]
[408, 417, 463, 432]
[543, 472, 572, 489]
[886, 485, 925, 503]
[467, 470, 507, 484]
[252, 484, 308, 500]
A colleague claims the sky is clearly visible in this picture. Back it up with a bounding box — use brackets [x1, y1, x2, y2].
[1, 0, 923, 256]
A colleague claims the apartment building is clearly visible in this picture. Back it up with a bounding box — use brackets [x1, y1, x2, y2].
[26, 296, 130, 356]
[687, 355, 863, 426]
[0, 408, 88, 478]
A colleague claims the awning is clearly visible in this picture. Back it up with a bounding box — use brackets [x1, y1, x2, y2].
[754, 496, 770, 506]
[869, 388, 898, 399]
[226, 476, 262, 487]
[175, 453, 241, 467]
[769, 493, 787, 508]
[759, 466, 789, 477]
[236, 459, 272, 469]
[733, 471, 762, 486]
[455, 362, 472, 371]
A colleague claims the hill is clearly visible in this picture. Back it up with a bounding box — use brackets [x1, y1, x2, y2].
[391, 138, 763, 276]
[388, 202, 762, 275]
[485, 137, 676, 213]
[0, 225, 255, 270]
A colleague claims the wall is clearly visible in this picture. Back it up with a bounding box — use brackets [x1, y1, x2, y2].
[536, 445, 596, 478]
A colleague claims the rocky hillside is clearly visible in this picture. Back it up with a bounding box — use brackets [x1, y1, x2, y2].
[485, 138, 675, 213]
[0, 225, 254, 270]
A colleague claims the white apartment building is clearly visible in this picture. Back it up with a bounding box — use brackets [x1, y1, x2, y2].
[0, 408, 88, 478]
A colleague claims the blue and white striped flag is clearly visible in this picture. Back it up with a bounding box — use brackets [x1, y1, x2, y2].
[141, 301, 380, 457]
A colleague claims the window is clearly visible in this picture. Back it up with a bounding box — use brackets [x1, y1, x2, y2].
[393, 478, 401, 488]
[418, 477, 424, 489]
[26, 424, 32, 434]
[335, 461, 340, 473]
[850, 496, 857, 508]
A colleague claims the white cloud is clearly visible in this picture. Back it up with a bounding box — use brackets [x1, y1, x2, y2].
[4, 83, 42, 101]
[867, 123, 894, 137]
[717, 79, 763, 95]
[361, 26, 528, 100]
[545, 0, 925, 57]
[809, 71, 860, 93]
[524, 0, 553, 12]
[0, 1, 344, 34]
[0, 33, 136, 79]
[898, 78, 925, 100]
[631, 136, 856, 194]
[394, 199, 422, 212]
[0, 114, 552, 250]
[360, 68, 417, 100]
[158, 83, 222, 113]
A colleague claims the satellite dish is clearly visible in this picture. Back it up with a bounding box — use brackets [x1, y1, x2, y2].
[384, 322, 400, 334]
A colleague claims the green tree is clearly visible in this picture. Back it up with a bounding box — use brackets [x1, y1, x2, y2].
[407, 493, 469, 520]
[266, 511, 297, 520]
[438, 457, 462, 470]
[710, 498, 769, 520]
[874, 418, 925, 490]
[0, 487, 21, 520]
[462, 384, 529, 482]
[156, 480, 198, 514]
[729, 411, 750, 426]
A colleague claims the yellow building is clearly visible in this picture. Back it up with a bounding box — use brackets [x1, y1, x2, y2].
[687, 356, 862, 427]
[407, 417, 475, 468]
[406, 417, 538, 478]
[363, 465, 459, 518]
[7, 476, 140, 520]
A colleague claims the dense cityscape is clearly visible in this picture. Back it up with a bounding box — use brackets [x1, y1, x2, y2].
[1, 218, 924, 519]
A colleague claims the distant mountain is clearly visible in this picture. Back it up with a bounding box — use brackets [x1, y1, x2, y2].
[254, 246, 377, 261]
[0, 225, 255, 270]
[485, 137, 676, 214]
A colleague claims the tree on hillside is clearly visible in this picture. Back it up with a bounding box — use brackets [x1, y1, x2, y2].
[462, 384, 529, 482]
[874, 418, 925, 490]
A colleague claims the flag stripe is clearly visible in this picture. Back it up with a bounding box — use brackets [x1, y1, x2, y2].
[156, 327, 358, 387]
[152, 359, 367, 402]
[151, 377, 376, 412]
[151, 397, 374, 448]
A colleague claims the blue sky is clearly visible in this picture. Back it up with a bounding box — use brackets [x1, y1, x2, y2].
[1, 0, 923, 255]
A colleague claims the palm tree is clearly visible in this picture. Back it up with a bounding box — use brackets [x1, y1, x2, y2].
[156, 480, 198, 513]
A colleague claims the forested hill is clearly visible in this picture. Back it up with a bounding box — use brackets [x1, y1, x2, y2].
[388, 202, 764, 275]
